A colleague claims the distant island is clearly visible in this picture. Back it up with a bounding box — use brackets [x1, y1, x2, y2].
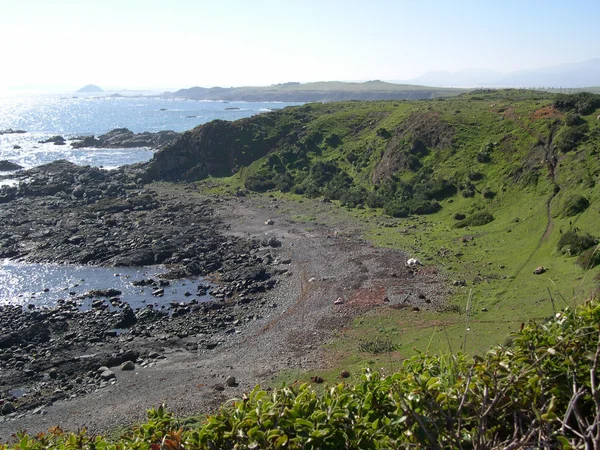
[163, 80, 468, 102]
[77, 84, 104, 93]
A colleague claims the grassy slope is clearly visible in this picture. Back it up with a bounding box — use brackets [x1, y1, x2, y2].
[201, 90, 600, 381]
[170, 81, 468, 101]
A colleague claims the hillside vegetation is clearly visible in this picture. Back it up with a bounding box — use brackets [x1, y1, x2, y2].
[5, 299, 600, 448]
[146, 91, 600, 355]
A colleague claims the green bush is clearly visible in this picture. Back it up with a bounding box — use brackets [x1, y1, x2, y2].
[577, 246, 600, 269]
[554, 125, 587, 152]
[482, 187, 496, 199]
[557, 229, 598, 255]
[477, 141, 496, 163]
[8, 300, 600, 449]
[244, 171, 276, 192]
[564, 112, 583, 126]
[554, 92, 600, 115]
[454, 211, 494, 228]
[404, 198, 442, 215]
[340, 187, 367, 209]
[309, 161, 339, 186]
[383, 201, 409, 218]
[561, 194, 590, 217]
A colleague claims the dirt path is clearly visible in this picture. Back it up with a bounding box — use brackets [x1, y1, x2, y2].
[504, 118, 560, 281]
[0, 192, 446, 439]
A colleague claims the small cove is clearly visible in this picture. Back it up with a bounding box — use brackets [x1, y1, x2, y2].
[0, 260, 212, 310]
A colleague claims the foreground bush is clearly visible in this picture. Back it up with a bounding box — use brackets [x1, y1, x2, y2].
[4, 300, 600, 449]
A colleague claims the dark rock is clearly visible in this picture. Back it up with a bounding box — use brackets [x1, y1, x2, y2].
[0, 128, 27, 135]
[120, 361, 135, 371]
[38, 135, 66, 145]
[0, 160, 23, 171]
[100, 369, 116, 380]
[1, 402, 16, 415]
[114, 306, 136, 328]
[88, 288, 122, 297]
[533, 266, 546, 275]
[225, 376, 237, 386]
[72, 128, 179, 150]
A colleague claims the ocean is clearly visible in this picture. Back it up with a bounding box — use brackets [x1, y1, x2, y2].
[0, 91, 302, 306]
[0, 92, 302, 170]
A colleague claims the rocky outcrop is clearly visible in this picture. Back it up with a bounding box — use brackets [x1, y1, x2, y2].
[145, 117, 288, 182]
[0, 129, 26, 135]
[0, 160, 23, 171]
[72, 128, 179, 150]
[372, 112, 456, 183]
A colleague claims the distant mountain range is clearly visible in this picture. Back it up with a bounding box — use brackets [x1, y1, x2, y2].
[407, 58, 600, 88]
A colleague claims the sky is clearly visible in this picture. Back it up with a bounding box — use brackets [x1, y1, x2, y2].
[0, 0, 598, 91]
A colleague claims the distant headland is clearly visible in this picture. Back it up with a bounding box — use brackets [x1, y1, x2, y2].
[77, 84, 104, 93]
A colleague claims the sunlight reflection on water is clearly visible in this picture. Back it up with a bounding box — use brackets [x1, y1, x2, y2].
[0, 259, 210, 309]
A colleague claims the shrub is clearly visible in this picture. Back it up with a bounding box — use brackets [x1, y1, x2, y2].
[577, 246, 600, 269]
[414, 178, 457, 201]
[477, 141, 496, 163]
[561, 194, 590, 217]
[273, 173, 294, 192]
[404, 198, 442, 215]
[340, 187, 367, 209]
[10, 300, 600, 449]
[557, 229, 597, 255]
[309, 161, 339, 186]
[554, 92, 600, 115]
[376, 127, 391, 139]
[482, 187, 496, 199]
[564, 112, 583, 126]
[383, 201, 409, 218]
[454, 211, 494, 228]
[358, 338, 398, 354]
[468, 171, 483, 181]
[244, 171, 275, 192]
[554, 125, 587, 152]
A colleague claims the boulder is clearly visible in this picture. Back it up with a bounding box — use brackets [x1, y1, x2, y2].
[533, 266, 546, 275]
[38, 135, 66, 145]
[406, 258, 421, 267]
[120, 361, 135, 371]
[225, 376, 237, 386]
[0, 160, 23, 171]
[1, 402, 16, 415]
[100, 369, 116, 380]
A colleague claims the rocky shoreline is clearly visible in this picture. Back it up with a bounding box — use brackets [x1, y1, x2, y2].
[0, 161, 290, 421]
[71, 128, 180, 150]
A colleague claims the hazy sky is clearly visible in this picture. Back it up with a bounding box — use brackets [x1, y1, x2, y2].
[0, 0, 598, 91]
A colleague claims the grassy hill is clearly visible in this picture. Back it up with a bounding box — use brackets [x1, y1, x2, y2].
[164, 80, 467, 102]
[147, 89, 600, 358]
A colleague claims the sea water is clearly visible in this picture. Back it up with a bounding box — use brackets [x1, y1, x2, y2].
[0, 92, 302, 170]
[0, 91, 302, 307]
[0, 259, 210, 309]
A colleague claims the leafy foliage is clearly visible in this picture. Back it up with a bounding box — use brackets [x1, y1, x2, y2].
[561, 194, 590, 217]
[5, 300, 600, 449]
[577, 246, 600, 269]
[554, 92, 600, 115]
[554, 125, 588, 152]
[557, 229, 598, 256]
[454, 211, 495, 228]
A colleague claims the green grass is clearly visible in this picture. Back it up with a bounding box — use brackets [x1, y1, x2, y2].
[153, 89, 600, 375]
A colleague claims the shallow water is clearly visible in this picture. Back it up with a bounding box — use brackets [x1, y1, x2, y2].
[0, 93, 302, 170]
[0, 260, 211, 310]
